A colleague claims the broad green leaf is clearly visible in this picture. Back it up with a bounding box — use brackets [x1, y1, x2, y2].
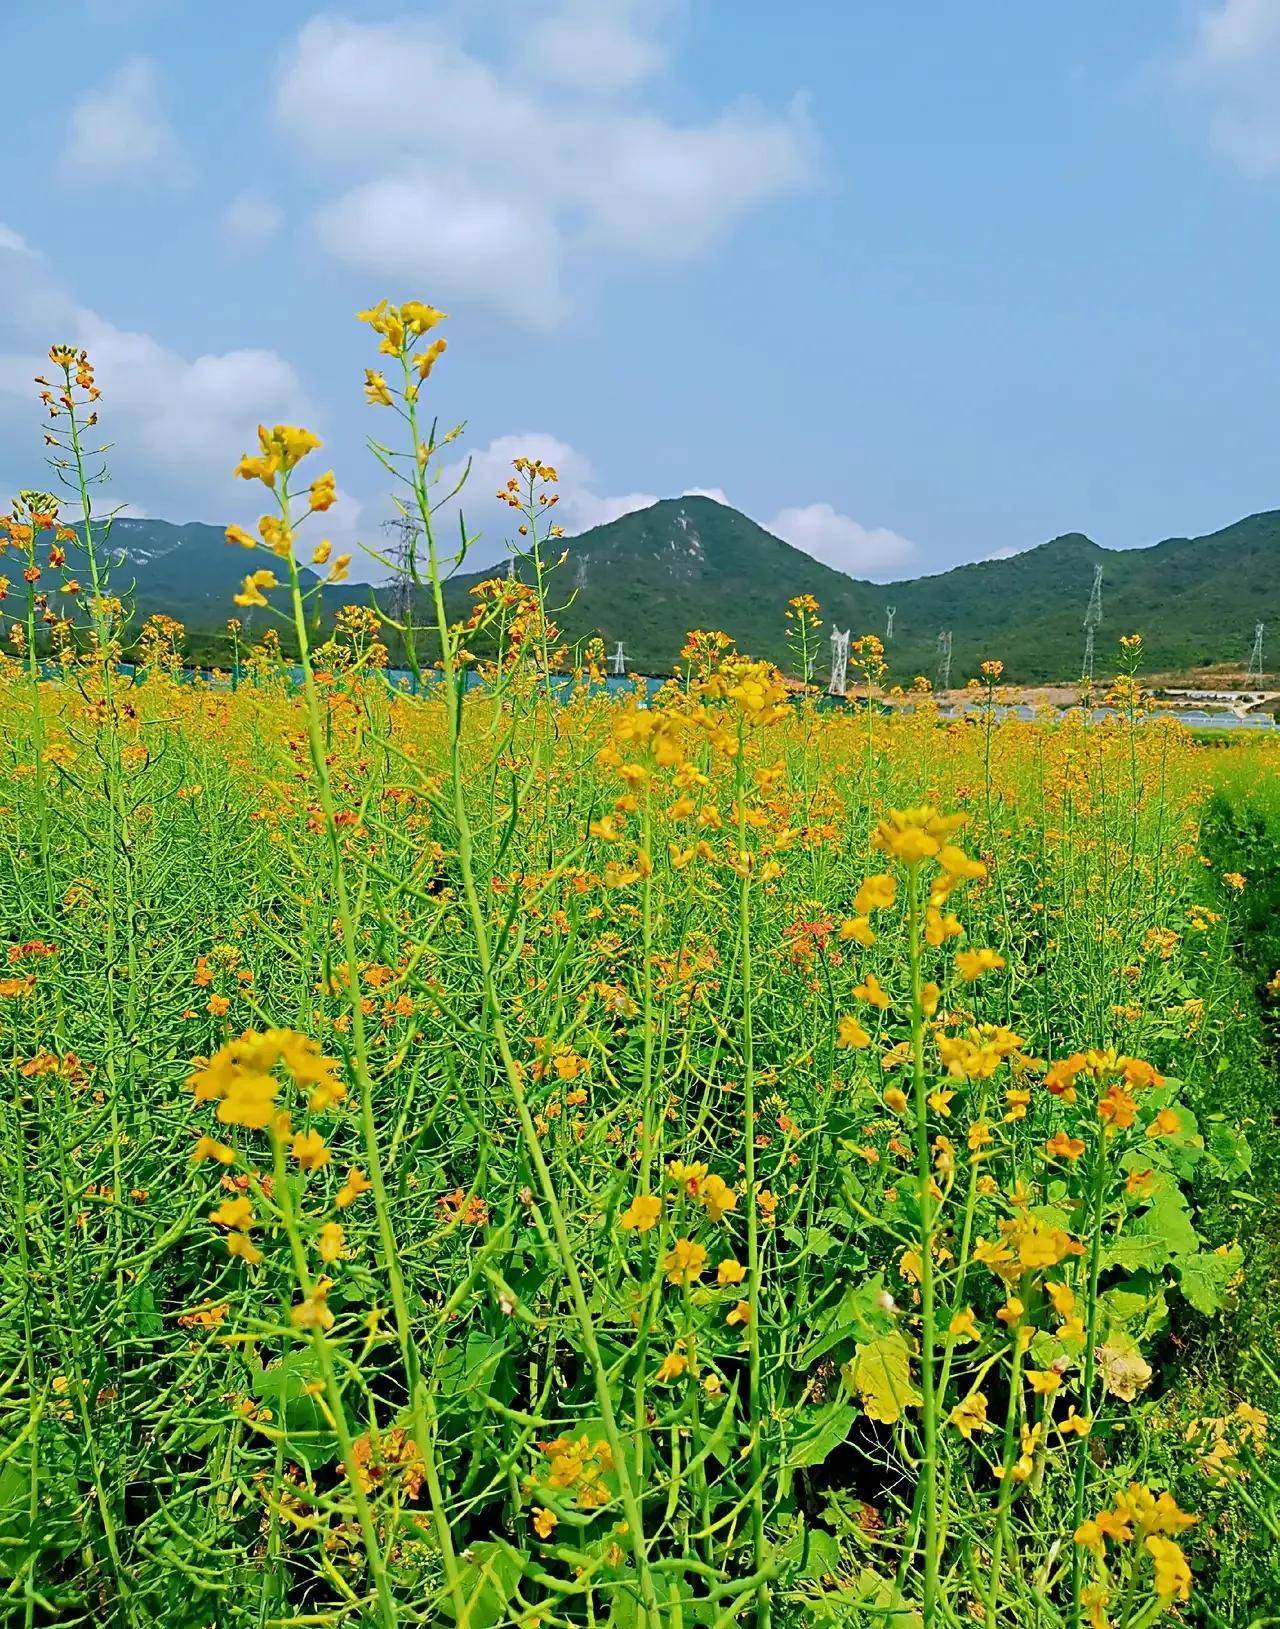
[438, 1332, 507, 1401]
[1103, 1188, 1199, 1271]
[793, 1276, 893, 1370]
[1100, 1273, 1169, 1342]
[775, 1519, 842, 1582]
[251, 1348, 337, 1469]
[1176, 1245, 1244, 1316]
[439, 1541, 527, 1628]
[1101, 1231, 1169, 1273]
[1207, 1122, 1253, 1179]
[842, 1331, 920, 1424]
[1142, 1188, 1200, 1256]
[785, 1401, 856, 1469]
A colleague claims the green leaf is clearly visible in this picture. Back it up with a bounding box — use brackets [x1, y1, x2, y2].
[438, 1333, 507, 1401]
[697, 1387, 740, 1468]
[786, 1564, 922, 1627]
[775, 1520, 842, 1582]
[251, 1348, 337, 1469]
[1103, 1188, 1199, 1271]
[1100, 1273, 1169, 1342]
[1207, 1122, 1253, 1179]
[793, 1276, 893, 1370]
[0, 1457, 32, 1545]
[1176, 1245, 1244, 1316]
[1100, 1231, 1168, 1273]
[842, 1331, 920, 1424]
[1142, 1188, 1200, 1256]
[439, 1541, 527, 1628]
[785, 1401, 857, 1469]
[128, 1280, 163, 1338]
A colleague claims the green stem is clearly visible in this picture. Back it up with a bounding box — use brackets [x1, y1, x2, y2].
[907, 863, 940, 1625]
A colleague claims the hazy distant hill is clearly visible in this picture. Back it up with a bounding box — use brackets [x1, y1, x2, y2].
[89, 499, 1279, 685]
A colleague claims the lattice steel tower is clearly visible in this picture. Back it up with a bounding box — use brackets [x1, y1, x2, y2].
[828, 627, 850, 697]
[885, 605, 896, 641]
[610, 642, 627, 676]
[1081, 564, 1103, 684]
[1247, 621, 1265, 688]
[380, 516, 418, 623]
[935, 629, 952, 693]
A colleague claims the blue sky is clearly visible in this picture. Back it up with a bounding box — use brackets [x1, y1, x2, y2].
[1, 0, 1278, 581]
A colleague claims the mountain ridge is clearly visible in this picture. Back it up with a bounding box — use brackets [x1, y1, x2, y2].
[74, 497, 1278, 684]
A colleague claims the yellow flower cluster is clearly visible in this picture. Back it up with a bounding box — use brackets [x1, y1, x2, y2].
[1187, 1400, 1268, 1484]
[538, 1434, 614, 1510]
[871, 805, 969, 867]
[234, 424, 322, 488]
[189, 1027, 346, 1129]
[1075, 1484, 1197, 1607]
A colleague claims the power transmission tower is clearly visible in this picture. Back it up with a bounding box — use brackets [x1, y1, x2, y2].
[828, 627, 850, 697]
[380, 516, 417, 623]
[610, 642, 627, 676]
[935, 629, 952, 693]
[885, 605, 896, 641]
[574, 554, 586, 590]
[1081, 564, 1103, 684]
[1247, 621, 1265, 687]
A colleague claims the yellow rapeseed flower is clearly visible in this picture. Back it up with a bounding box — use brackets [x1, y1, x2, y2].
[837, 1015, 871, 1049]
[191, 1135, 236, 1165]
[619, 1193, 661, 1232]
[662, 1238, 708, 1286]
[951, 1391, 989, 1439]
[336, 1167, 372, 1208]
[291, 1129, 330, 1172]
[656, 1350, 689, 1382]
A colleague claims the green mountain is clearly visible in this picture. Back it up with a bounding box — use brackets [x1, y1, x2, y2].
[443, 498, 1280, 685]
[91, 516, 332, 662]
[81, 500, 1279, 685]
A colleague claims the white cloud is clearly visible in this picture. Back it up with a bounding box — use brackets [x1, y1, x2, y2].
[221, 190, 284, 254]
[0, 230, 306, 522]
[572, 488, 662, 530]
[59, 56, 188, 186]
[315, 174, 563, 330]
[525, 0, 679, 94]
[572, 104, 814, 259]
[1171, 0, 1280, 175]
[433, 431, 656, 568]
[683, 486, 730, 505]
[768, 502, 916, 580]
[274, 12, 814, 326]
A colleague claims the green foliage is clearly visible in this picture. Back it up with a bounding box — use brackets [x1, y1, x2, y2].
[87, 501, 1280, 685]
